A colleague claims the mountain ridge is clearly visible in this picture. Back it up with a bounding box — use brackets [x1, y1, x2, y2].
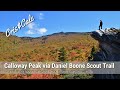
[0, 31, 91, 39]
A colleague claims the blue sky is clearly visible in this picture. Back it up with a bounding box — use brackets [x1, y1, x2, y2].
[0, 11, 120, 37]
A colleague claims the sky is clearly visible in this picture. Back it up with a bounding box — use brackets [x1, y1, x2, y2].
[0, 11, 120, 37]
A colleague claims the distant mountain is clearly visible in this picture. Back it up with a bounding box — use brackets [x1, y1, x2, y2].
[19, 32, 91, 39]
[13, 32, 92, 42]
[48, 32, 91, 36]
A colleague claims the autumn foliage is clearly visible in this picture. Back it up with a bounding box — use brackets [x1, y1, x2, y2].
[0, 32, 99, 79]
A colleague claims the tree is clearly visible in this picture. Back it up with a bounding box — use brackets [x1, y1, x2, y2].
[91, 46, 96, 55]
[88, 46, 96, 60]
[58, 47, 67, 61]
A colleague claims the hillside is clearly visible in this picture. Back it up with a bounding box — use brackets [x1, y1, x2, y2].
[0, 31, 99, 79]
[0, 32, 99, 61]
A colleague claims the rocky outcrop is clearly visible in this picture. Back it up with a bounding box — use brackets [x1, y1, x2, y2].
[91, 28, 120, 61]
[91, 28, 120, 79]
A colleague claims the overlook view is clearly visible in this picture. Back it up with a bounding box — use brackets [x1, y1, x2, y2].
[0, 11, 120, 79]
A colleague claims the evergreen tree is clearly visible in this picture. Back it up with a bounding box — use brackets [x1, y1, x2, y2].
[91, 46, 96, 55]
[58, 47, 67, 61]
[88, 46, 96, 60]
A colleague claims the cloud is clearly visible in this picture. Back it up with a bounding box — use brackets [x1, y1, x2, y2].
[39, 13, 44, 20]
[26, 13, 47, 35]
[26, 22, 47, 35]
[27, 22, 35, 29]
[37, 28, 47, 34]
[26, 30, 34, 35]
[26, 28, 47, 35]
